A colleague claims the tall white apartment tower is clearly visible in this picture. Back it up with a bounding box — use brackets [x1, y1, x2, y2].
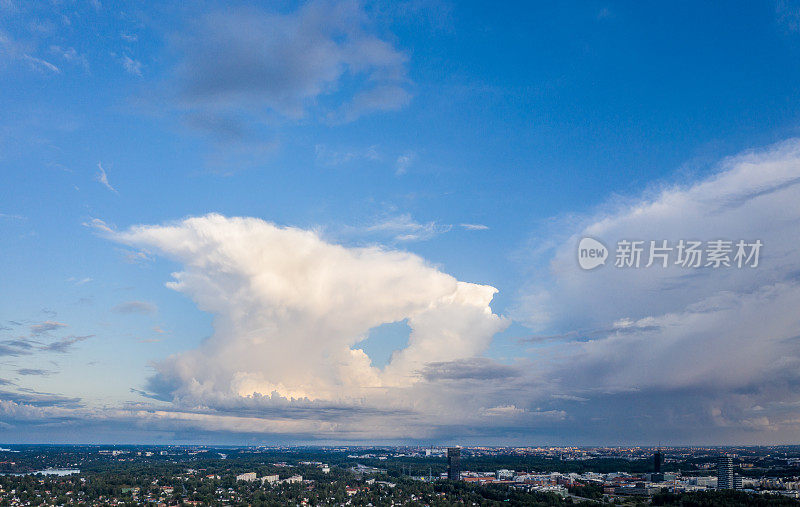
[717, 455, 734, 489]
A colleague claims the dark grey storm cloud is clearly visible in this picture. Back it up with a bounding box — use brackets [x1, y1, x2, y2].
[137, 376, 416, 422]
[174, 0, 411, 135]
[0, 388, 81, 408]
[508, 140, 800, 443]
[419, 358, 522, 381]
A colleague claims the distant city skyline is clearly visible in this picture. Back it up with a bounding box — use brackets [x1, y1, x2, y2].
[6, 444, 798, 503]
[3, 1, 800, 445]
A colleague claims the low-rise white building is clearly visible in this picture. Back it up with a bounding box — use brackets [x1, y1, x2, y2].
[261, 474, 279, 485]
[280, 475, 303, 484]
[236, 472, 257, 482]
[496, 469, 514, 480]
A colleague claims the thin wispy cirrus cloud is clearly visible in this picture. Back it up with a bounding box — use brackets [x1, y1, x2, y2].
[22, 54, 59, 73]
[66, 276, 92, 285]
[460, 223, 489, 231]
[336, 214, 490, 243]
[314, 144, 381, 167]
[315, 144, 423, 178]
[82, 217, 114, 234]
[0, 3, 144, 81]
[49, 45, 89, 71]
[16, 368, 52, 376]
[173, 0, 412, 141]
[120, 248, 151, 264]
[95, 162, 117, 193]
[394, 152, 415, 175]
[0, 13, 61, 74]
[121, 55, 142, 77]
[361, 213, 451, 242]
[112, 300, 157, 315]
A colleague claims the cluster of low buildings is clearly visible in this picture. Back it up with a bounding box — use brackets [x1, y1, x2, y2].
[441, 467, 685, 499]
[234, 461, 332, 485]
[439, 450, 800, 501]
[460, 471, 572, 497]
[235, 471, 303, 485]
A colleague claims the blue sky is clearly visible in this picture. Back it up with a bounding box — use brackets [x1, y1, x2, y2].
[3, 0, 800, 445]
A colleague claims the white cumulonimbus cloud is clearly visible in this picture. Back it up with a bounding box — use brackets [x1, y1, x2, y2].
[111, 214, 507, 409]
